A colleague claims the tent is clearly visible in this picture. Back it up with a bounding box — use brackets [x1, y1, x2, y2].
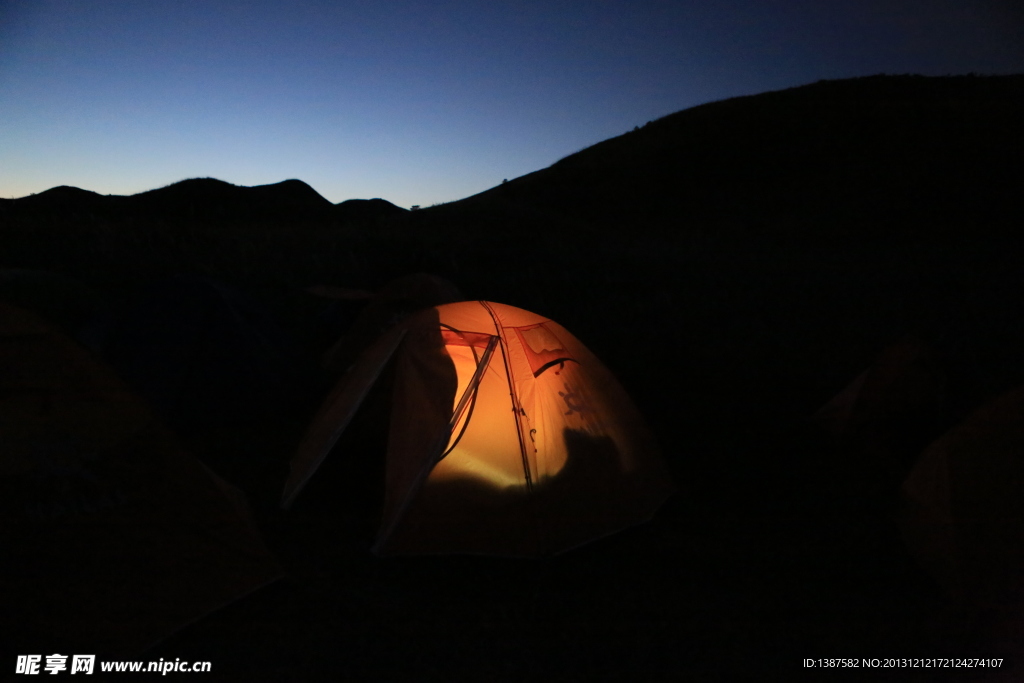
[815, 336, 946, 442]
[85, 273, 316, 437]
[320, 272, 463, 375]
[283, 300, 675, 557]
[0, 301, 282, 654]
[813, 336, 947, 499]
[0, 268, 107, 339]
[901, 383, 1024, 607]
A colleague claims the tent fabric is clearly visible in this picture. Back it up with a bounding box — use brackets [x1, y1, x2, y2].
[85, 272, 314, 436]
[813, 336, 947, 499]
[321, 273, 463, 375]
[282, 323, 408, 509]
[901, 383, 1024, 608]
[815, 336, 946, 441]
[0, 268, 107, 339]
[0, 302, 282, 654]
[285, 300, 674, 557]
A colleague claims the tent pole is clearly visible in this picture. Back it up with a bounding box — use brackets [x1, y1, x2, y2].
[480, 301, 533, 492]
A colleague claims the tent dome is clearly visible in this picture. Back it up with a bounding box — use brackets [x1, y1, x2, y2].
[285, 300, 674, 557]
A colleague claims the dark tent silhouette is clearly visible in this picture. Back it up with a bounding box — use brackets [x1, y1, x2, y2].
[816, 336, 946, 440]
[284, 301, 674, 557]
[86, 273, 314, 437]
[813, 336, 947, 499]
[320, 273, 463, 375]
[0, 302, 282, 654]
[902, 383, 1024, 608]
[0, 268, 107, 339]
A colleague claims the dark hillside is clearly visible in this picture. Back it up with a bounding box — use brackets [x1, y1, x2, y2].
[432, 74, 1024, 243]
[335, 197, 408, 223]
[123, 177, 336, 223]
[1, 177, 339, 223]
[9, 184, 115, 209]
[0, 177, 412, 301]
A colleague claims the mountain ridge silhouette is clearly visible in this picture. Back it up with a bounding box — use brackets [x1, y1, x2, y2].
[4, 73, 1022, 244]
[424, 73, 1024, 243]
[3, 177, 406, 224]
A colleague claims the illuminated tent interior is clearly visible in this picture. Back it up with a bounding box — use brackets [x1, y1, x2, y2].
[0, 301, 283, 654]
[283, 300, 675, 557]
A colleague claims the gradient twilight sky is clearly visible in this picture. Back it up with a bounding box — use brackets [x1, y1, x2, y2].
[2, 1, 1022, 208]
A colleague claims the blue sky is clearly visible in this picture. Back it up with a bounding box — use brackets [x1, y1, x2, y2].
[2, 0, 1022, 208]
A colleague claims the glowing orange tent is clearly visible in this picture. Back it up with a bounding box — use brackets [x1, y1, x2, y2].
[283, 300, 674, 557]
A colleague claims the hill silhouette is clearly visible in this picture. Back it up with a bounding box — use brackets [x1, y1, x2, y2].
[4, 73, 1022, 275]
[0, 177, 405, 227]
[335, 197, 407, 223]
[127, 177, 335, 221]
[418, 73, 1024, 245]
[11, 184, 112, 208]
